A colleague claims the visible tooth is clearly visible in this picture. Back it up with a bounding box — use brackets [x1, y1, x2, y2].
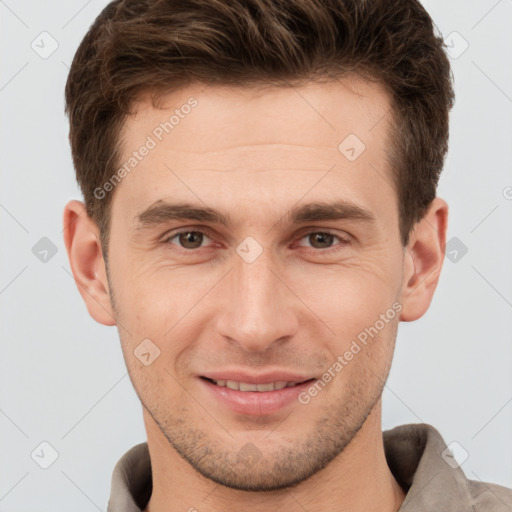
[218, 380, 299, 392]
[256, 382, 275, 392]
[239, 382, 258, 391]
[226, 380, 240, 390]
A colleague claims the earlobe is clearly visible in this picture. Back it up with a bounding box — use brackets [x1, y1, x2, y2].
[62, 200, 116, 326]
[399, 197, 449, 322]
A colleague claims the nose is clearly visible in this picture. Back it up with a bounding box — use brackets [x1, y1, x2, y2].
[214, 248, 299, 353]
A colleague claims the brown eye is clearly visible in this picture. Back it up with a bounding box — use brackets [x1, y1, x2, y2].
[294, 230, 350, 254]
[307, 232, 336, 249]
[178, 231, 204, 249]
[165, 230, 212, 250]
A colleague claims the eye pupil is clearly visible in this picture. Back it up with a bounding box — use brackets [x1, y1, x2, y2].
[179, 231, 203, 249]
[309, 233, 334, 248]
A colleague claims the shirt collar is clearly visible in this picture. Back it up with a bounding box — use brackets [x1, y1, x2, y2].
[108, 441, 152, 512]
[383, 423, 473, 510]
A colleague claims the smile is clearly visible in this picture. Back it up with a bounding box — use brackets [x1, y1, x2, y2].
[199, 376, 316, 415]
[204, 378, 305, 392]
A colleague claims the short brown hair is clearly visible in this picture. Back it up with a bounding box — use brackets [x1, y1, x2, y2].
[65, 0, 454, 260]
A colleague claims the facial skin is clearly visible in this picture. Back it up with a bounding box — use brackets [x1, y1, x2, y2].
[64, 77, 447, 512]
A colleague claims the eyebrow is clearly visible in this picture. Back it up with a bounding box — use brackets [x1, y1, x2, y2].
[133, 199, 376, 231]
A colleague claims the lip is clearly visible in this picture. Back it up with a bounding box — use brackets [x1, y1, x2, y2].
[198, 371, 316, 416]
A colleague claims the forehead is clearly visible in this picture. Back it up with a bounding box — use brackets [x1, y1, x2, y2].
[121, 77, 392, 153]
[111, 77, 396, 230]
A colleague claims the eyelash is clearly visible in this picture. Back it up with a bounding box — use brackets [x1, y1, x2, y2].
[161, 228, 350, 254]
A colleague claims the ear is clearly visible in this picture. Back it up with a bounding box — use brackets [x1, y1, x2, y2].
[62, 200, 116, 326]
[399, 197, 448, 322]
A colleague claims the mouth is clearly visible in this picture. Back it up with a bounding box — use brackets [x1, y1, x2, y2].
[199, 376, 317, 415]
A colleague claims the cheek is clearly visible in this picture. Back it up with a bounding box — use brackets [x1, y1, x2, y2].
[113, 273, 207, 370]
[293, 259, 401, 329]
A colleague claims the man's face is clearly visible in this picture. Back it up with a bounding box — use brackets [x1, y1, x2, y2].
[105, 78, 405, 490]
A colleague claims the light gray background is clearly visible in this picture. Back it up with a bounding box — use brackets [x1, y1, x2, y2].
[1, 1, 511, 510]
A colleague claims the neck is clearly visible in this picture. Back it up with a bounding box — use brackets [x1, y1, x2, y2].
[143, 400, 405, 512]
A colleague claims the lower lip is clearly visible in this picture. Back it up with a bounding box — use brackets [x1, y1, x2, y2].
[199, 378, 314, 416]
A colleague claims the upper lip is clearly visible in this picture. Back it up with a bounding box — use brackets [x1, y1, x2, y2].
[200, 370, 315, 384]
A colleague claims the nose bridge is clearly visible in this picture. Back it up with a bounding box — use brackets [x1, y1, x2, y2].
[215, 245, 298, 352]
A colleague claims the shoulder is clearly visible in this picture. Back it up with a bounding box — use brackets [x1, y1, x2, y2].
[383, 423, 512, 511]
[467, 479, 512, 510]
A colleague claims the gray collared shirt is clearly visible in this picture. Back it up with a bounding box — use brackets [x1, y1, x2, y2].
[107, 423, 512, 511]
